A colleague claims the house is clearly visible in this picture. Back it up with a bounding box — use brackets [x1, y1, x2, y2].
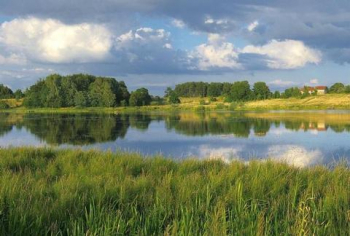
[300, 86, 327, 95]
[315, 86, 327, 95]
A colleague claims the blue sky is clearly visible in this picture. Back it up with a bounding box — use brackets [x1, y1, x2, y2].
[0, 0, 349, 95]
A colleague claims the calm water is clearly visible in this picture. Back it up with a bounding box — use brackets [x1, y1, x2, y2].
[1, 111, 350, 167]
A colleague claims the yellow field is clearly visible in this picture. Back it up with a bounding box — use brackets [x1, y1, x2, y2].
[1, 94, 350, 111]
[0, 99, 23, 108]
[240, 94, 350, 110]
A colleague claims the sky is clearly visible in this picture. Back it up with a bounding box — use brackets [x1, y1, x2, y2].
[0, 0, 350, 95]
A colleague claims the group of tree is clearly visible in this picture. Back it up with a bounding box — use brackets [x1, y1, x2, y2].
[171, 81, 350, 102]
[174, 82, 232, 97]
[171, 81, 272, 102]
[328, 83, 350, 94]
[24, 74, 131, 108]
[0, 84, 24, 100]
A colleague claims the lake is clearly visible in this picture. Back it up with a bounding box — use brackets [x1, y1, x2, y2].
[0, 111, 349, 167]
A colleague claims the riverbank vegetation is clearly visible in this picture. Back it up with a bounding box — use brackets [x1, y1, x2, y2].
[1, 73, 350, 111]
[0, 148, 348, 235]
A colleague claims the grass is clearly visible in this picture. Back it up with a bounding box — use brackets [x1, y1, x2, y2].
[0, 148, 349, 235]
[240, 94, 350, 110]
[1, 94, 350, 114]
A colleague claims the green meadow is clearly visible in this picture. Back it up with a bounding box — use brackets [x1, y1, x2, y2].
[0, 148, 348, 235]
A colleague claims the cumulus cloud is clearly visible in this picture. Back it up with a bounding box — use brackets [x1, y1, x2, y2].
[268, 145, 323, 167]
[310, 78, 318, 84]
[0, 17, 113, 63]
[113, 27, 190, 73]
[268, 79, 296, 86]
[190, 34, 241, 70]
[171, 19, 185, 28]
[197, 145, 242, 163]
[242, 40, 322, 69]
[247, 20, 259, 32]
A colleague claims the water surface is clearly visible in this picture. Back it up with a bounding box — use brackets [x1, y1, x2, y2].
[1, 111, 349, 167]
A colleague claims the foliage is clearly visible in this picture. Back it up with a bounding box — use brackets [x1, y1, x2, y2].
[23, 74, 129, 108]
[253, 82, 271, 100]
[0, 84, 14, 99]
[14, 89, 24, 100]
[174, 82, 208, 97]
[129, 88, 152, 106]
[274, 91, 281, 98]
[230, 81, 252, 101]
[345, 85, 350, 94]
[165, 88, 180, 104]
[0, 101, 10, 109]
[0, 147, 348, 235]
[329, 83, 345, 93]
[282, 87, 302, 98]
[207, 83, 223, 97]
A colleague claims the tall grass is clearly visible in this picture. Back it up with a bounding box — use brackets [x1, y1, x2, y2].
[0, 148, 349, 235]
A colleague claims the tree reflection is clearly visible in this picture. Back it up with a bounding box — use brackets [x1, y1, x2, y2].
[0, 112, 350, 145]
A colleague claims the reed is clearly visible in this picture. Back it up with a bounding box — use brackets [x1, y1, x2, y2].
[0, 148, 348, 235]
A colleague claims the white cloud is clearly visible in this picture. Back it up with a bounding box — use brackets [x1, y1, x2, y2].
[116, 28, 171, 49]
[310, 78, 318, 84]
[197, 145, 242, 163]
[267, 145, 323, 167]
[268, 79, 296, 86]
[171, 19, 185, 28]
[247, 20, 259, 32]
[0, 17, 113, 63]
[190, 34, 241, 70]
[242, 40, 322, 69]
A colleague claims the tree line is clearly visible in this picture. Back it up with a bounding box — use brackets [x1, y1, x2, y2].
[171, 81, 350, 101]
[1, 74, 350, 108]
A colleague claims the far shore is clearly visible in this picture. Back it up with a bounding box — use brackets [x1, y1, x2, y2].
[1, 94, 350, 113]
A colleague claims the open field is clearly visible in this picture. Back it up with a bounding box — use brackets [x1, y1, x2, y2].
[1, 94, 350, 113]
[0, 148, 349, 235]
[240, 94, 350, 110]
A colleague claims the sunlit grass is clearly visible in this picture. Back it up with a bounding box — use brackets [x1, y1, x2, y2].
[0, 147, 348, 235]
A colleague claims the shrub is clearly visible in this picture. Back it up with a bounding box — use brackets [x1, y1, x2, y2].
[0, 101, 10, 109]
[216, 103, 225, 110]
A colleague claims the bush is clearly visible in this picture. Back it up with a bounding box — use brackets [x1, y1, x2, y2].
[224, 96, 233, 103]
[215, 103, 225, 110]
[209, 97, 217, 102]
[199, 99, 206, 105]
[0, 101, 10, 109]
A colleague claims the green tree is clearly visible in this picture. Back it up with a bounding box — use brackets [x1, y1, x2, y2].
[168, 91, 180, 104]
[345, 85, 350, 94]
[14, 89, 24, 100]
[253, 82, 271, 100]
[129, 88, 152, 106]
[207, 83, 223, 97]
[329, 83, 345, 93]
[74, 91, 89, 107]
[274, 91, 281, 98]
[0, 84, 14, 99]
[230, 81, 252, 101]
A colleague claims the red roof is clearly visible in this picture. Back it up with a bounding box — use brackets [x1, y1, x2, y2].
[315, 86, 327, 90]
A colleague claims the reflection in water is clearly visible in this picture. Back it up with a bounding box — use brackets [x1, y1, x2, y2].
[1, 112, 350, 144]
[0, 112, 349, 166]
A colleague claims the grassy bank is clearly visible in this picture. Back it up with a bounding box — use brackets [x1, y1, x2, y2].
[0, 148, 349, 235]
[1, 94, 350, 113]
[240, 94, 350, 110]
